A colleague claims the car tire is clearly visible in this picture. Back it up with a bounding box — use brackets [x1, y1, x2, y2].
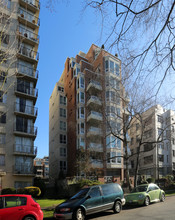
[160, 193, 165, 202]
[113, 201, 122, 213]
[144, 196, 150, 206]
[73, 207, 85, 220]
[23, 216, 35, 220]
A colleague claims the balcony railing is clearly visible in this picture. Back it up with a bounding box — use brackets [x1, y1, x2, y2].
[15, 84, 38, 98]
[87, 111, 103, 122]
[89, 143, 103, 149]
[20, 0, 40, 10]
[17, 26, 39, 44]
[13, 164, 34, 175]
[14, 144, 37, 156]
[87, 80, 102, 91]
[14, 102, 38, 117]
[87, 96, 102, 106]
[18, 8, 40, 26]
[16, 63, 39, 79]
[18, 46, 39, 61]
[14, 124, 37, 136]
[87, 127, 102, 135]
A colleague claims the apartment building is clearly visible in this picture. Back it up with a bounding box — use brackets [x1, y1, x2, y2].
[49, 44, 127, 183]
[129, 105, 175, 179]
[34, 156, 49, 180]
[0, 0, 40, 189]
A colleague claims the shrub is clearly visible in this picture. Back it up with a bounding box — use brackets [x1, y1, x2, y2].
[1, 188, 16, 195]
[33, 177, 46, 197]
[77, 179, 103, 188]
[16, 188, 28, 194]
[24, 186, 41, 198]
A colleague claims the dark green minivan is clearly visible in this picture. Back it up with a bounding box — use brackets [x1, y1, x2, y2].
[54, 183, 125, 220]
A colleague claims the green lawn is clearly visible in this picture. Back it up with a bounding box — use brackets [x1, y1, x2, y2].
[36, 199, 65, 219]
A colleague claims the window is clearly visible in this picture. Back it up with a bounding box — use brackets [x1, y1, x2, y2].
[60, 108, 66, 118]
[60, 161, 66, 170]
[115, 63, 119, 75]
[80, 92, 85, 103]
[111, 152, 116, 163]
[105, 60, 109, 72]
[157, 115, 163, 123]
[144, 155, 153, 164]
[60, 95, 66, 105]
[173, 150, 175, 157]
[60, 148, 66, 157]
[0, 71, 7, 83]
[1, 33, 9, 44]
[117, 152, 121, 164]
[131, 160, 134, 169]
[60, 134, 66, 144]
[89, 187, 101, 198]
[3, 196, 27, 208]
[0, 91, 7, 103]
[158, 154, 164, 162]
[144, 144, 153, 152]
[0, 155, 5, 166]
[78, 122, 84, 134]
[78, 107, 84, 119]
[0, 133, 6, 144]
[60, 121, 66, 131]
[110, 60, 114, 73]
[158, 128, 163, 138]
[58, 86, 64, 92]
[172, 138, 175, 145]
[136, 123, 139, 131]
[0, 113, 6, 123]
[80, 77, 84, 88]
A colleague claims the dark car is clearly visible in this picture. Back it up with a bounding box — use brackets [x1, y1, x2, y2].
[54, 183, 125, 220]
[0, 194, 43, 220]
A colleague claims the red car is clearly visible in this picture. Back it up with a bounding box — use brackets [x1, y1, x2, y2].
[0, 194, 43, 220]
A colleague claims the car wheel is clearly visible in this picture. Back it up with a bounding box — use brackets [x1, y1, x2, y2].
[144, 196, 150, 206]
[160, 193, 165, 202]
[113, 201, 122, 213]
[23, 216, 35, 220]
[73, 208, 85, 220]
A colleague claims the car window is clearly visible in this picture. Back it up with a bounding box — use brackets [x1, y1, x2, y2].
[4, 196, 27, 208]
[89, 187, 101, 198]
[132, 185, 148, 192]
[0, 197, 3, 209]
[71, 188, 90, 199]
[101, 184, 117, 195]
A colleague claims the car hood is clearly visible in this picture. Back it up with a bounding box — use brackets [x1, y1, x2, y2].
[56, 198, 85, 210]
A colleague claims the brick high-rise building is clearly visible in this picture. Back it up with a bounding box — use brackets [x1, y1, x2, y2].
[49, 44, 126, 183]
[0, 0, 40, 189]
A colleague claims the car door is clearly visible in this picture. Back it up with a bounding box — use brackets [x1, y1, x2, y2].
[101, 184, 117, 210]
[84, 186, 103, 215]
[153, 184, 161, 200]
[0, 196, 26, 220]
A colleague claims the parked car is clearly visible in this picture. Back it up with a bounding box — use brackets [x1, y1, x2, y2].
[54, 183, 125, 220]
[125, 183, 165, 206]
[0, 194, 43, 220]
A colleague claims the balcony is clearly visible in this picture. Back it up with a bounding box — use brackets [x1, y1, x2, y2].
[14, 124, 37, 139]
[14, 102, 38, 121]
[87, 111, 103, 123]
[87, 96, 102, 109]
[13, 164, 34, 176]
[16, 63, 38, 85]
[19, 0, 40, 12]
[18, 45, 39, 63]
[14, 84, 38, 103]
[87, 127, 102, 137]
[86, 80, 102, 93]
[18, 8, 40, 28]
[88, 143, 103, 151]
[17, 26, 39, 46]
[13, 144, 37, 157]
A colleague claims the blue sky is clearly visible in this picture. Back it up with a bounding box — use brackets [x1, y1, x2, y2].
[35, 1, 102, 157]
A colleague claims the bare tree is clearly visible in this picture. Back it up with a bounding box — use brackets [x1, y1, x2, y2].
[83, 0, 175, 95]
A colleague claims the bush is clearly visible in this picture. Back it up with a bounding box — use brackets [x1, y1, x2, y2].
[1, 188, 16, 195]
[146, 177, 155, 183]
[24, 186, 41, 198]
[77, 179, 103, 188]
[16, 188, 28, 194]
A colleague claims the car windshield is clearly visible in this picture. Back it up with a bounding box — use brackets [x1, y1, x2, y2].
[70, 188, 90, 199]
[132, 185, 148, 193]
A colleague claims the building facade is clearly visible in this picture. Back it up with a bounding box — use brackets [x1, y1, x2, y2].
[129, 105, 175, 179]
[49, 44, 126, 183]
[34, 156, 49, 180]
[0, 0, 40, 189]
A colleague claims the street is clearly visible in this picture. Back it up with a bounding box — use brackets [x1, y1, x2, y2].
[86, 196, 175, 220]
